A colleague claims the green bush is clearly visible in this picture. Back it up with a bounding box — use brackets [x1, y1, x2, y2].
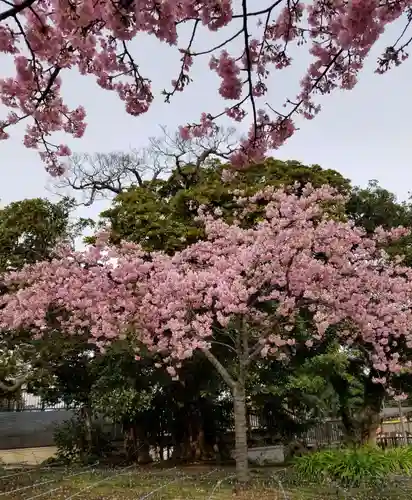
[54, 416, 113, 464]
[293, 446, 412, 487]
[384, 447, 412, 475]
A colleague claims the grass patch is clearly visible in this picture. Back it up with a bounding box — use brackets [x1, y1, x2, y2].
[294, 446, 412, 487]
[0, 464, 411, 499]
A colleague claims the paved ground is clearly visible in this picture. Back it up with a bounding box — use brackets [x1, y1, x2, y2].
[0, 446, 56, 465]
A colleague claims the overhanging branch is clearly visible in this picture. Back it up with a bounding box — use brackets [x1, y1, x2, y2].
[201, 346, 236, 390]
[0, 374, 30, 393]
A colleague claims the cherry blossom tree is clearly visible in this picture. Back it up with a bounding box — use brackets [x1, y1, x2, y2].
[0, 0, 410, 174]
[1, 184, 412, 482]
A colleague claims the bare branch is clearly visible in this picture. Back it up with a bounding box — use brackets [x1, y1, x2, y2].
[211, 339, 238, 356]
[0, 0, 36, 21]
[48, 149, 164, 206]
[50, 126, 239, 205]
[149, 125, 238, 182]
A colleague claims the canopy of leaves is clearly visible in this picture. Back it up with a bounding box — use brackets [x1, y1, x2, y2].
[94, 158, 351, 253]
[0, 197, 87, 273]
[346, 180, 412, 265]
[0, 197, 84, 396]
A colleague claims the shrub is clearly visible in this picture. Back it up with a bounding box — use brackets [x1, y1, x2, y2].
[40, 456, 62, 467]
[293, 446, 412, 487]
[384, 447, 412, 475]
[54, 416, 113, 464]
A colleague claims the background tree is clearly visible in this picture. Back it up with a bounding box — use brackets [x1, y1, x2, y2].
[30, 337, 157, 463]
[0, 197, 81, 272]
[86, 342, 231, 464]
[347, 180, 412, 265]
[51, 127, 239, 206]
[29, 331, 233, 463]
[93, 157, 351, 253]
[0, 197, 88, 394]
[250, 337, 343, 443]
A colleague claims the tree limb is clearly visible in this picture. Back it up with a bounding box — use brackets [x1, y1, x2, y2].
[0, 374, 30, 393]
[247, 341, 265, 365]
[201, 347, 236, 390]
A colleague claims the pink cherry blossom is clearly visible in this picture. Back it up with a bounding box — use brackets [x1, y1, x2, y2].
[394, 392, 408, 402]
[1, 184, 412, 393]
[0, 0, 411, 172]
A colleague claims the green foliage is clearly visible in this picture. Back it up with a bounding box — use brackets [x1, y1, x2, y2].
[347, 180, 412, 233]
[91, 158, 351, 254]
[27, 332, 97, 407]
[384, 447, 412, 475]
[0, 197, 89, 273]
[249, 333, 349, 438]
[92, 387, 153, 422]
[89, 341, 160, 423]
[31, 337, 230, 460]
[54, 416, 112, 464]
[0, 197, 92, 394]
[294, 447, 412, 487]
[346, 180, 412, 266]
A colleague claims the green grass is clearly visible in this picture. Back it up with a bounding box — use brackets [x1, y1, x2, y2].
[294, 446, 412, 487]
[0, 464, 410, 499]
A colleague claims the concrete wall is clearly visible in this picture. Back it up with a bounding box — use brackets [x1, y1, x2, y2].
[247, 445, 285, 465]
[0, 410, 75, 449]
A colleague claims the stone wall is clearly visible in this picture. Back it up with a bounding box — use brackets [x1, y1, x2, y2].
[0, 410, 75, 449]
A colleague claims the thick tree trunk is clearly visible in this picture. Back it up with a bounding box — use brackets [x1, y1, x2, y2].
[82, 406, 93, 454]
[171, 441, 182, 460]
[123, 424, 138, 462]
[200, 319, 251, 485]
[136, 425, 152, 464]
[399, 402, 407, 446]
[340, 405, 358, 446]
[360, 408, 381, 447]
[233, 386, 249, 484]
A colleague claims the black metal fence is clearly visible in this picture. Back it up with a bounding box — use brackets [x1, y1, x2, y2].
[0, 391, 74, 411]
[378, 434, 412, 448]
[2, 394, 412, 453]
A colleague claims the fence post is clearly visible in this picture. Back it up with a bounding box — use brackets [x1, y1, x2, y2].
[398, 401, 407, 446]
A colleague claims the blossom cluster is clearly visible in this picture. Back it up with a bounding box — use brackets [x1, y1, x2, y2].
[0, 0, 410, 172]
[1, 185, 412, 389]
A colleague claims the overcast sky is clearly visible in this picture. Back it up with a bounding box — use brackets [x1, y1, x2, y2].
[0, 9, 411, 233]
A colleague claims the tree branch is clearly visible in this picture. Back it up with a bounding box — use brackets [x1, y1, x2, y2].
[247, 341, 264, 365]
[241, 0, 258, 139]
[0, 0, 36, 21]
[0, 374, 30, 393]
[201, 347, 236, 390]
[211, 339, 238, 356]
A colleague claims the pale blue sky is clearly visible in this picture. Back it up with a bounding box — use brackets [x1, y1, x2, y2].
[0, 8, 411, 232]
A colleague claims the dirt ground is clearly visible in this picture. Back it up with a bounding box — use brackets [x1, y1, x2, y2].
[0, 446, 57, 465]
